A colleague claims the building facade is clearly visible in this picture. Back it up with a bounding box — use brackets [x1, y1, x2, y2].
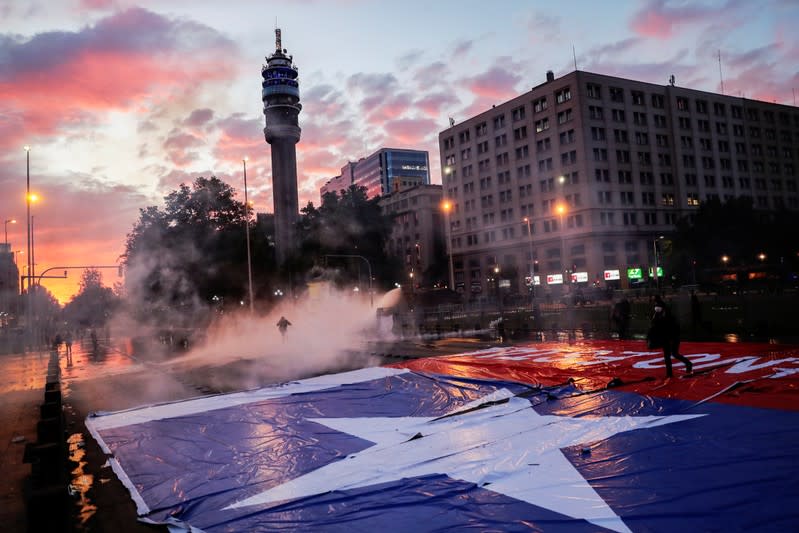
[439, 70, 799, 297]
[320, 148, 430, 200]
[0, 243, 20, 325]
[379, 185, 445, 288]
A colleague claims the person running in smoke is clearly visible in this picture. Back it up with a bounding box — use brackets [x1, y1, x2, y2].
[648, 296, 693, 378]
[276, 316, 292, 342]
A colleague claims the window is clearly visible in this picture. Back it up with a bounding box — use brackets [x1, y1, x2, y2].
[733, 124, 744, 137]
[716, 122, 728, 135]
[662, 193, 675, 206]
[616, 149, 631, 163]
[661, 172, 674, 185]
[731, 105, 743, 119]
[559, 129, 576, 145]
[618, 170, 632, 184]
[699, 138, 712, 151]
[696, 100, 708, 114]
[495, 133, 507, 147]
[610, 87, 624, 102]
[713, 102, 725, 116]
[459, 130, 471, 144]
[698, 119, 710, 132]
[685, 173, 697, 186]
[555, 86, 572, 104]
[623, 212, 638, 226]
[640, 171, 654, 185]
[443, 137, 454, 150]
[556, 109, 573, 124]
[620, 191, 634, 205]
[475, 122, 487, 137]
[514, 145, 529, 159]
[513, 126, 528, 140]
[687, 193, 700, 206]
[533, 97, 548, 113]
[595, 168, 609, 182]
[461, 148, 471, 161]
[651, 94, 665, 108]
[638, 151, 652, 165]
[682, 154, 695, 168]
[612, 109, 626, 122]
[560, 150, 577, 165]
[511, 105, 526, 122]
[591, 127, 606, 141]
[493, 114, 506, 129]
[496, 152, 509, 166]
[676, 97, 689, 111]
[536, 137, 551, 152]
[657, 153, 671, 166]
[642, 191, 655, 205]
[679, 117, 691, 129]
[614, 129, 629, 143]
[631, 91, 645, 105]
[598, 190, 612, 204]
[600, 212, 615, 226]
[633, 112, 647, 126]
[535, 118, 550, 132]
[653, 114, 667, 128]
[635, 131, 649, 145]
[477, 140, 489, 154]
[586, 83, 601, 99]
[593, 148, 608, 161]
[656, 134, 669, 147]
[589, 106, 604, 120]
[644, 212, 658, 225]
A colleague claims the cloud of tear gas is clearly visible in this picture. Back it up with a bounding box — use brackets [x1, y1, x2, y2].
[165, 284, 395, 391]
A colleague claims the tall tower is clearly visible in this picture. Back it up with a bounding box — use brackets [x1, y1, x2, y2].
[262, 28, 302, 266]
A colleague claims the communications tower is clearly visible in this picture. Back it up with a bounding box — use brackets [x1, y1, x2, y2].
[262, 28, 301, 265]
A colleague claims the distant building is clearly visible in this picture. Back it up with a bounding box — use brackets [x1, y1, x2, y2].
[0, 243, 20, 324]
[439, 69, 799, 296]
[320, 148, 430, 201]
[379, 185, 444, 288]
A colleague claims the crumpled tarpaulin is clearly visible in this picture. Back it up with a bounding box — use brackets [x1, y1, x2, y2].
[87, 342, 799, 532]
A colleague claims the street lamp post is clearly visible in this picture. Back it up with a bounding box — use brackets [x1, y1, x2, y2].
[4, 219, 16, 245]
[242, 157, 254, 314]
[523, 217, 535, 306]
[24, 146, 32, 350]
[441, 200, 455, 291]
[556, 204, 567, 286]
[653, 235, 664, 290]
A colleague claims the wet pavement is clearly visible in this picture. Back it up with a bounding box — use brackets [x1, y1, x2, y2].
[1, 334, 503, 532]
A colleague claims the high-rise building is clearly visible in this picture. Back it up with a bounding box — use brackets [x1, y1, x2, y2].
[439, 70, 799, 296]
[262, 29, 301, 266]
[320, 148, 430, 200]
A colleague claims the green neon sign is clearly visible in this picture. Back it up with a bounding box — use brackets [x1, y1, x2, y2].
[627, 267, 643, 280]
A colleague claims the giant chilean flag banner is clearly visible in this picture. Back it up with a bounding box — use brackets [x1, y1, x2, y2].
[86, 341, 799, 532]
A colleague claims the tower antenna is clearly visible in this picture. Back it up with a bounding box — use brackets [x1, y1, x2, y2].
[718, 49, 725, 95]
[275, 28, 282, 52]
[572, 44, 578, 71]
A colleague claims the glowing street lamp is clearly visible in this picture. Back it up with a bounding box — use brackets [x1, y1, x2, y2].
[721, 255, 729, 265]
[24, 145, 32, 349]
[3, 218, 15, 245]
[242, 157, 254, 314]
[441, 199, 455, 290]
[757, 253, 766, 262]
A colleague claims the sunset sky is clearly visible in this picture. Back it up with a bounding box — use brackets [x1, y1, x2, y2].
[1, 0, 797, 303]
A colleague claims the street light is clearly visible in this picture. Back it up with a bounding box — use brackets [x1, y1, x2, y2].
[523, 216, 535, 305]
[721, 255, 729, 265]
[441, 199, 455, 291]
[757, 252, 766, 262]
[242, 157, 254, 314]
[4, 219, 16, 245]
[24, 146, 32, 349]
[555, 203, 567, 284]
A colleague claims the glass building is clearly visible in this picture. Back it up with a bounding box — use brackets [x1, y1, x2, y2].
[320, 148, 430, 200]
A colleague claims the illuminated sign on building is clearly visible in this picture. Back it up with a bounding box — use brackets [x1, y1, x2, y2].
[648, 266, 664, 278]
[546, 274, 564, 285]
[627, 267, 644, 280]
[571, 272, 588, 283]
[400, 165, 428, 171]
[604, 269, 620, 281]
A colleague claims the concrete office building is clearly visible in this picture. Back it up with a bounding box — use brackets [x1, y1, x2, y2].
[439, 70, 799, 296]
[262, 29, 302, 266]
[379, 185, 445, 288]
[0, 243, 20, 325]
[320, 148, 430, 200]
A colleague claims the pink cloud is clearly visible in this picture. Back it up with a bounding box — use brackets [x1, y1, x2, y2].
[0, 7, 237, 149]
[382, 117, 438, 146]
[461, 65, 522, 101]
[630, 0, 739, 39]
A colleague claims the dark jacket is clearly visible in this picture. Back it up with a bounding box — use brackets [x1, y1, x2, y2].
[648, 302, 679, 349]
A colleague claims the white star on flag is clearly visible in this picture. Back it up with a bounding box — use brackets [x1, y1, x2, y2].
[226, 388, 705, 533]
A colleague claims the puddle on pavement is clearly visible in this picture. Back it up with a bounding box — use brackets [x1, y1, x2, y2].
[67, 432, 97, 528]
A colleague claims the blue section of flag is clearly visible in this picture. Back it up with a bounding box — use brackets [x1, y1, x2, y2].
[96, 372, 799, 532]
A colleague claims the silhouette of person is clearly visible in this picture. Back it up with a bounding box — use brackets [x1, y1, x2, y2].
[277, 316, 292, 342]
[649, 296, 692, 378]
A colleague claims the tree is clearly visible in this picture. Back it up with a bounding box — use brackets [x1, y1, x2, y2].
[122, 177, 275, 324]
[294, 186, 401, 289]
[62, 268, 120, 329]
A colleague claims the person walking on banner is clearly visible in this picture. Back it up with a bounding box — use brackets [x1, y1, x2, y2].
[648, 296, 692, 378]
[276, 316, 292, 342]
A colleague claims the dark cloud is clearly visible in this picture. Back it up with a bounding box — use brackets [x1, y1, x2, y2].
[183, 108, 214, 128]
